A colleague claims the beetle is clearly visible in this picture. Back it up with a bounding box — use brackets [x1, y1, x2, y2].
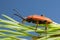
[13, 9, 53, 32]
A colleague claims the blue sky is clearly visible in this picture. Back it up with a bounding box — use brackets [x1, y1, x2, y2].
[0, 0, 60, 23]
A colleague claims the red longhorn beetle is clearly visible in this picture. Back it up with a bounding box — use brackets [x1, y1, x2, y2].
[13, 9, 53, 32]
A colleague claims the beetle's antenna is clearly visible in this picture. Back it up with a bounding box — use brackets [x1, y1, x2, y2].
[45, 22, 48, 39]
[13, 9, 25, 20]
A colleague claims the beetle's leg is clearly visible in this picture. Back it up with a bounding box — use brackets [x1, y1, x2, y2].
[45, 23, 48, 34]
[35, 21, 39, 32]
[43, 20, 48, 37]
[45, 22, 48, 38]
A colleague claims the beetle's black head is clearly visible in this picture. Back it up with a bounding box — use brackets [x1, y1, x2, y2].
[25, 18, 32, 23]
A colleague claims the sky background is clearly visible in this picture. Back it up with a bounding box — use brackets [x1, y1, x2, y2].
[0, 0, 60, 40]
[0, 0, 60, 23]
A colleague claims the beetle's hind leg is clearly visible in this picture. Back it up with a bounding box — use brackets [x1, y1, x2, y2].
[44, 20, 48, 38]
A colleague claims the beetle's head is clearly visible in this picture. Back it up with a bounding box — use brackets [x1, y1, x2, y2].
[23, 17, 32, 23]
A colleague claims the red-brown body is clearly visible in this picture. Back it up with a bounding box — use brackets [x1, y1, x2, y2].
[26, 15, 52, 24]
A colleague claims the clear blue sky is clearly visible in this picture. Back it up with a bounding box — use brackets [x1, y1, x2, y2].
[0, 0, 60, 23]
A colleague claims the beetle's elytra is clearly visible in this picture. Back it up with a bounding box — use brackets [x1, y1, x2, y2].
[25, 15, 53, 24]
